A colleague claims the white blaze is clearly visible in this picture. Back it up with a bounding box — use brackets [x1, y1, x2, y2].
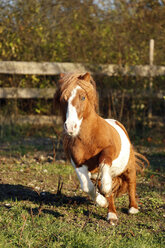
[64, 86, 82, 136]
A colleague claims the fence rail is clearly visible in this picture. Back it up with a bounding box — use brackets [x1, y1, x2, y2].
[1, 61, 165, 76]
[0, 88, 164, 99]
[0, 60, 164, 126]
[0, 88, 55, 99]
[0, 114, 164, 127]
[0, 115, 62, 125]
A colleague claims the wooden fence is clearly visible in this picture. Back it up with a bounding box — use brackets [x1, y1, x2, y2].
[0, 61, 165, 125]
[1, 61, 165, 76]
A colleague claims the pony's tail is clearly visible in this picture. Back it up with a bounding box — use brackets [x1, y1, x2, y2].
[135, 152, 150, 174]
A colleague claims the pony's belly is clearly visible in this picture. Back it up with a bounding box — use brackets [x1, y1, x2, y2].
[105, 119, 130, 177]
[89, 162, 128, 179]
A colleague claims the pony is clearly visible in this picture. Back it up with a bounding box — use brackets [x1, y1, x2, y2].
[54, 72, 149, 225]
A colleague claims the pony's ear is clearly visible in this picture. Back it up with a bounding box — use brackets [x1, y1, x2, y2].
[78, 72, 90, 82]
[59, 73, 65, 79]
[53, 88, 61, 114]
[57, 73, 65, 86]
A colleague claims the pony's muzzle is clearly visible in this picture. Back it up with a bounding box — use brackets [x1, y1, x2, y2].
[64, 121, 78, 136]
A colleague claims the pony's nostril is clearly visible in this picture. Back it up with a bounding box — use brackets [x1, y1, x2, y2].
[74, 124, 77, 129]
[64, 122, 67, 130]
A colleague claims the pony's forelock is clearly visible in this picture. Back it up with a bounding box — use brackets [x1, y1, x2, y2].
[57, 73, 98, 111]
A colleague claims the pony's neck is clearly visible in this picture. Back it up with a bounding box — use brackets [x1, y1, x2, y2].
[78, 109, 99, 141]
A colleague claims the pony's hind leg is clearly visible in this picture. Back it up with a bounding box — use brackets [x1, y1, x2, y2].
[125, 168, 139, 214]
[106, 194, 118, 225]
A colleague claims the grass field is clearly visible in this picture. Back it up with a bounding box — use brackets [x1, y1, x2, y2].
[0, 126, 164, 248]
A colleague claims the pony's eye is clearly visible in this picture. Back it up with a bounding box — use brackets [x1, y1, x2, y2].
[81, 96, 85, 101]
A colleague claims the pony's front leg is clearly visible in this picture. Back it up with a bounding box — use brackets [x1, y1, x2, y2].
[71, 159, 108, 208]
[99, 162, 112, 197]
[99, 146, 114, 197]
[94, 178, 118, 225]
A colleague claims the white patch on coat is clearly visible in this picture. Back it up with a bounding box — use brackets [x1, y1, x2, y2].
[107, 212, 118, 220]
[71, 159, 95, 200]
[105, 119, 130, 177]
[90, 173, 100, 180]
[64, 86, 82, 136]
[95, 193, 108, 208]
[100, 164, 112, 195]
[128, 207, 139, 214]
[88, 171, 91, 178]
[75, 166, 94, 194]
[71, 159, 108, 207]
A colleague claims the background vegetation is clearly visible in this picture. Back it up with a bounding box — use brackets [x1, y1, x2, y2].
[0, 0, 164, 142]
[0, 0, 165, 65]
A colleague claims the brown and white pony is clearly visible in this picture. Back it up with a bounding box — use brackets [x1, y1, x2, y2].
[54, 72, 148, 225]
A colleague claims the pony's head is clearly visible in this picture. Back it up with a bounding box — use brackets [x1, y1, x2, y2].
[54, 72, 98, 136]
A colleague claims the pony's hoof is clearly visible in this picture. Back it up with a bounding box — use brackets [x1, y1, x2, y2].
[128, 207, 139, 214]
[107, 212, 118, 225]
[108, 219, 118, 225]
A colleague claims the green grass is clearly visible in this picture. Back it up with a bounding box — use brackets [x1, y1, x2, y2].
[0, 126, 164, 248]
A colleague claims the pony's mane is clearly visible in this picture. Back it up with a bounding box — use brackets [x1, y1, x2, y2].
[57, 73, 98, 112]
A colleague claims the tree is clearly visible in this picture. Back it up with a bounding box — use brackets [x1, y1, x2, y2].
[0, 0, 164, 64]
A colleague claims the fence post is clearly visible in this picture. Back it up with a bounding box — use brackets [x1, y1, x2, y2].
[148, 39, 154, 127]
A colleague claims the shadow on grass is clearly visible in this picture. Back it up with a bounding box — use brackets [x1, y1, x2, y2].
[0, 183, 96, 218]
[0, 183, 90, 205]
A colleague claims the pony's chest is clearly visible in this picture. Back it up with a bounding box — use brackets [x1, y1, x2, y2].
[70, 139, 100, 166]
